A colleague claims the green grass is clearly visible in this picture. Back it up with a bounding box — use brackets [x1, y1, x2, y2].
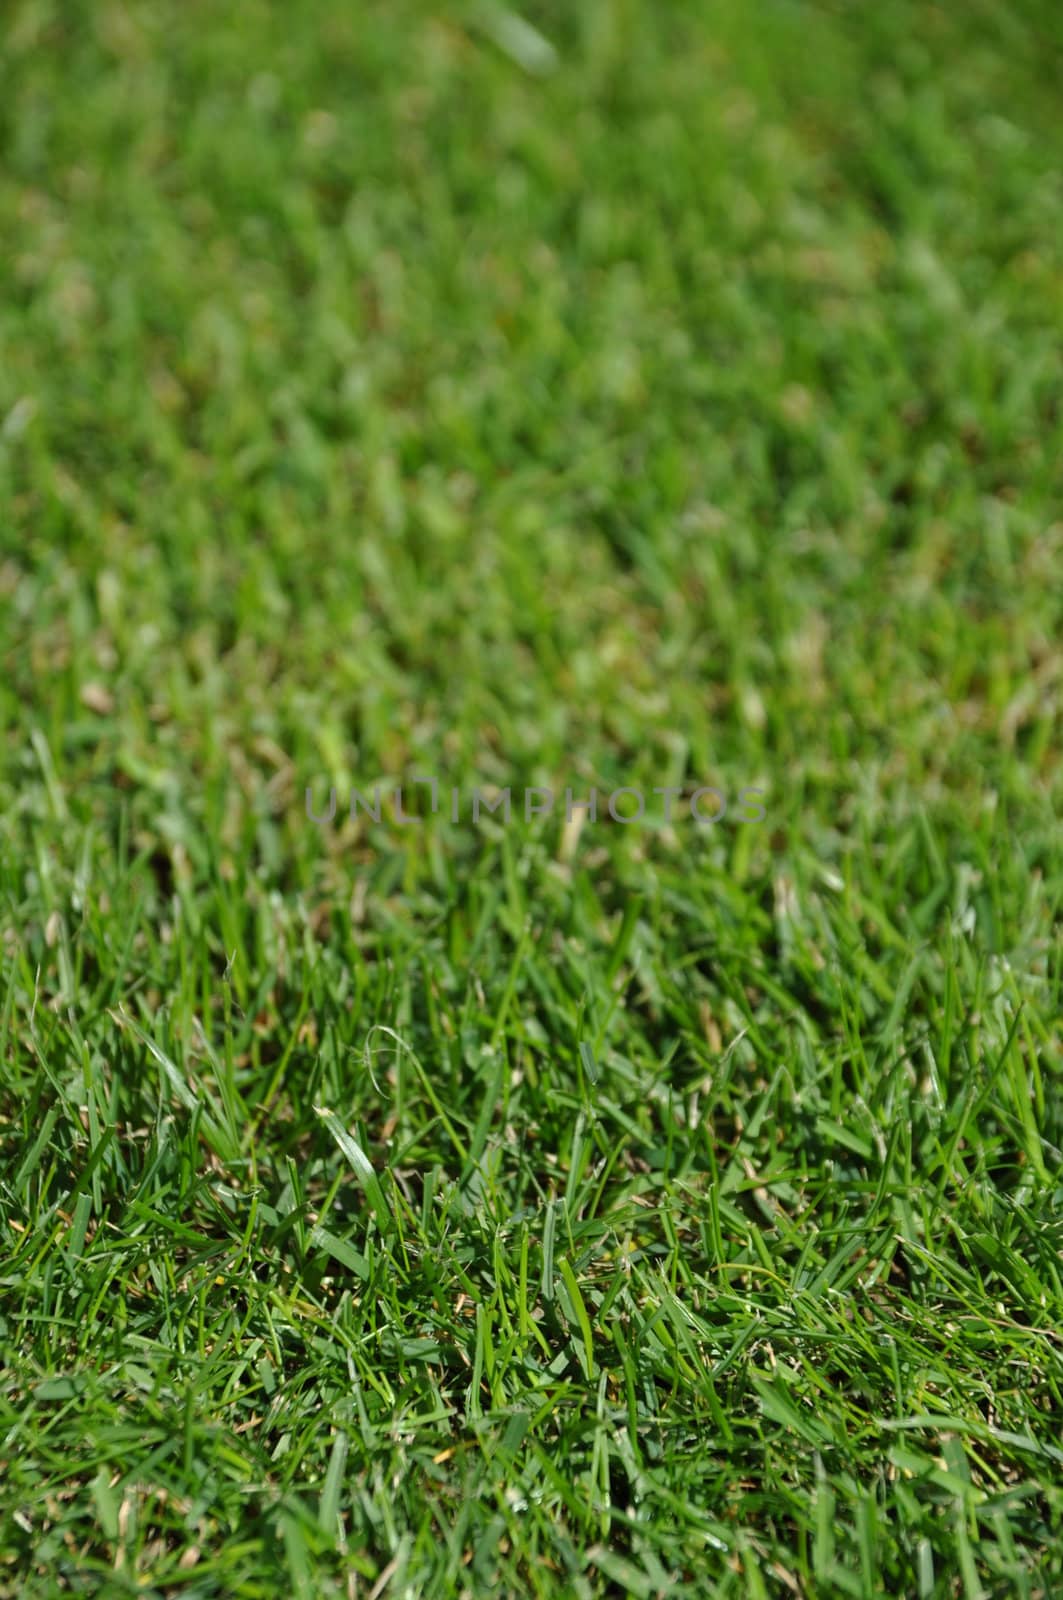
[1, 0, 1062, 1595]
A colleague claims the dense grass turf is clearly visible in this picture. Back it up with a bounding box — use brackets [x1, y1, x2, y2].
[2, 0, 1062, 1594]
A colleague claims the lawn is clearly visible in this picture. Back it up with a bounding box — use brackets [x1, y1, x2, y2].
[1, 1, 1061, 1595]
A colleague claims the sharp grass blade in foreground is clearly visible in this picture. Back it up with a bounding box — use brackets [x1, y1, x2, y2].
[558, 1254, 597, 1381]
[315, 1106, 393, 1233]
